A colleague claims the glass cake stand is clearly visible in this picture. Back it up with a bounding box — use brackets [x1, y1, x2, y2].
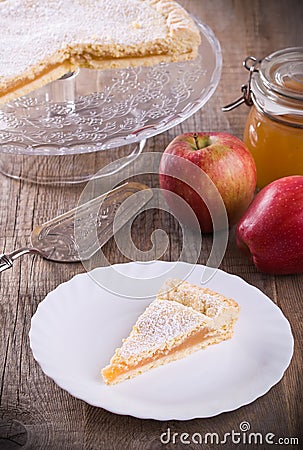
[0, 19, 222, 185]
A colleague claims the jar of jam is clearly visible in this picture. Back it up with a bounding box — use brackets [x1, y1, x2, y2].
[225, 48, 303, 188]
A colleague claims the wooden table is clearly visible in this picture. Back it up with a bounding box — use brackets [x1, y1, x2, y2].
[0, 1, 302, 448]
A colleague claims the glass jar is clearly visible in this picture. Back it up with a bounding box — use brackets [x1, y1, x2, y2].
[243, 48, 303, 188]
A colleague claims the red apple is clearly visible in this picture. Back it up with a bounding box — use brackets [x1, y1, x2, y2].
[159, 132, 257, 232]
[236, 175, 303, 275]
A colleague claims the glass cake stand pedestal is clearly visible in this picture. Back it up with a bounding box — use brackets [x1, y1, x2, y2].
[0, 19, 221, 185]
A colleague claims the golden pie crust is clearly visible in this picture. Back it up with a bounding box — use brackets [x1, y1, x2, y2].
[102, 279, 240, 385]
[0, 0, 201, 104]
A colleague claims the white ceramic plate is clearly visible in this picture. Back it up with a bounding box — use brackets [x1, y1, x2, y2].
[29, 261, 294, 420]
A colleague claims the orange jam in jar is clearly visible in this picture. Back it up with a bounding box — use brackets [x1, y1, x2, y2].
[243, 48, 303, 188]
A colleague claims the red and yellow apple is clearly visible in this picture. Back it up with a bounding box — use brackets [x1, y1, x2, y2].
[236, 175, 303, 275]
[159, 132, 257, 232]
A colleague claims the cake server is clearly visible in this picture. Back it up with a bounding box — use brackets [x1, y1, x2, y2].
[0, 182, 152, 273]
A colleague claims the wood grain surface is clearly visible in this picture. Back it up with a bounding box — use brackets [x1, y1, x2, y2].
[0, 1, 302, 449]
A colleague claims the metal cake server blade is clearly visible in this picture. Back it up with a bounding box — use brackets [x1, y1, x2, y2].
[0, 182, 152, 272]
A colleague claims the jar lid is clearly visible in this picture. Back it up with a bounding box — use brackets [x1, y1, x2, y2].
[251, 47, 303, 117]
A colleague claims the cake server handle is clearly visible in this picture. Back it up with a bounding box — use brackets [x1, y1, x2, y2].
[0, 247, 44, 273]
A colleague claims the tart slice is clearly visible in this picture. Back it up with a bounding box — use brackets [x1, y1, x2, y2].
[0, 0, 201, 104]
[102, 280, 240, 385]
[102, 298, 214, 385]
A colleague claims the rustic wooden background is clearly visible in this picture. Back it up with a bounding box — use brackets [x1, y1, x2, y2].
[0, 0, 302, 449]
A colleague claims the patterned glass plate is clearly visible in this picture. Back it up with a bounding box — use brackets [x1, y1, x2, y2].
[0, 18, 221, 156]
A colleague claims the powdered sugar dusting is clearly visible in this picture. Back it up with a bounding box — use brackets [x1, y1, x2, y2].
[158, 279, 230, 318]
[118, 299, 210, 359]
[0, 0, 198, 85]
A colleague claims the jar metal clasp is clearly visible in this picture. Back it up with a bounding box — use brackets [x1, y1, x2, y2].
[222, 56, 261, 112]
